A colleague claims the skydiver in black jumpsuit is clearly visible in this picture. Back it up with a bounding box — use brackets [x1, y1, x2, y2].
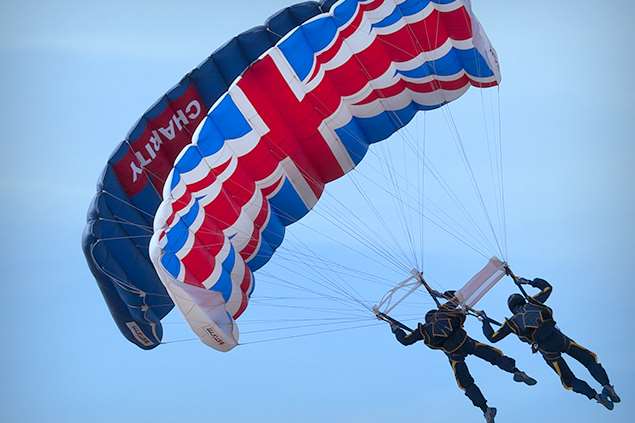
[480, 277, 621, 410]
[389, 292, 537, 423]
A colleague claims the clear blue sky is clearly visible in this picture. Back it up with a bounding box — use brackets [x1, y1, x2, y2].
[1, 1, 633, 422]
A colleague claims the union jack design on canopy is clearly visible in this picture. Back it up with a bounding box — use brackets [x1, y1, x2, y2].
[150, 0, 501, 351]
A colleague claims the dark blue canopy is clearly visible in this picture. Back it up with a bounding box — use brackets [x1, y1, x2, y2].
[82, 0, 339, 350]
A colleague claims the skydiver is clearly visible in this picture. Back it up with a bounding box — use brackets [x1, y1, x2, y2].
[384, 291, 537, 423]
[480, 277, 620, 410]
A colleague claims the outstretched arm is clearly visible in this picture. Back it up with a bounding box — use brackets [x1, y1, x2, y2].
[482, 318, 513, 343]
[527, 278, 552, 304]
[392, 324, 423, 346]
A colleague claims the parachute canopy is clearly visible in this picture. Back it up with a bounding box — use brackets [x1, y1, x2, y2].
[82, 0, 342, 350]
[149, 0, 501, 351]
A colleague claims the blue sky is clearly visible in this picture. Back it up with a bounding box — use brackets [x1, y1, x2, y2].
[1, 1, 633, 422]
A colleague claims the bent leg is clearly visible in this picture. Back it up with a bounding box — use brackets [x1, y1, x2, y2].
[543, 354, 597, 400]
[448, 354, 488, 413]
[471, 340, 518, 373]
[566, 340, 610, 386]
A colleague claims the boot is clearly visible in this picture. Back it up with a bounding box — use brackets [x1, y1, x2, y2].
[602, 385, 621, 403]
[484, 407, 497, 423]
[513, 371, 537, 386]
[595, 392, 614, 410]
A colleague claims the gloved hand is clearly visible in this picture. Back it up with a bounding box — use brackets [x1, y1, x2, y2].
[517, 277, 532, 285]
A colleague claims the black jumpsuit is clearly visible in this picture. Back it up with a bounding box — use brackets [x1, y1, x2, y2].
[482, 278, 611, 400]
[393, 303, 519, 412]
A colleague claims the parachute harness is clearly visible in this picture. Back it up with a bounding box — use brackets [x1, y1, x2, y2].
[504, 265, 534, 301]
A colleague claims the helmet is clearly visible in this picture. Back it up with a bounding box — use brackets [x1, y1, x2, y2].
[507, 294, 526, 313]
[425, 310, 435, 323]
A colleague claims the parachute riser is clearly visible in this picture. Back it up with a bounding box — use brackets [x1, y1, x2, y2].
[504, 264, 533, 301]
[411, 269, 443, 308]
[374, 311, 414, 332]
[473, 311, 502, 327]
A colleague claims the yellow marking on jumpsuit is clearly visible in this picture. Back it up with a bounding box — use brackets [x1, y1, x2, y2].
[552, 361, 572, 391]
[570, 341, 598, 362]
[451, 360, 465, 390]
